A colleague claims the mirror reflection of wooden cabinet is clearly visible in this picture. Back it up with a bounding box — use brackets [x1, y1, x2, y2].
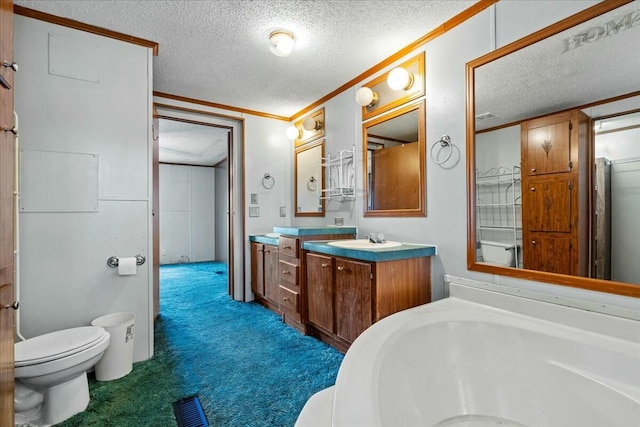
[521, 109, 590, 276]
[363, 100, 425, 217]
[467, 1, 640, 297]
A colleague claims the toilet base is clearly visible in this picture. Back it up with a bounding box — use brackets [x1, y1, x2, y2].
[42, 372, 90, 425]
[16, 373, 90, 426]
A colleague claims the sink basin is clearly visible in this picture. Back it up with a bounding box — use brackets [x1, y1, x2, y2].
[327, 239, 402, 250]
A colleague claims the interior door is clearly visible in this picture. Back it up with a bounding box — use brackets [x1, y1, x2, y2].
[0, 0, 16, 422]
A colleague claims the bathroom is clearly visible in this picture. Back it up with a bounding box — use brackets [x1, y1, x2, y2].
[1, 0, 639, 425]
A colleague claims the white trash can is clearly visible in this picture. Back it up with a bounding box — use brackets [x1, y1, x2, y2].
[91, 312, 136, 381]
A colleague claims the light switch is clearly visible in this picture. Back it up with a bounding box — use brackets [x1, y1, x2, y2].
[279, 206, 286, 217]
[251, 193, 258, 204]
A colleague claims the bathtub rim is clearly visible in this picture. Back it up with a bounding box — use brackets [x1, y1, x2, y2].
[331, 279, 640, 427]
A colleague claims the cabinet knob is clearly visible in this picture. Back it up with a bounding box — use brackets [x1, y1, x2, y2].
[283, 297, 290, 302]
[2, 61, 18, 72]
[258, 249, 264, 253]
[264, 249, 270, 253]
[283, 245, 291, 249]
[337, 266, 345, 271]
[531, 168, 536, 173]
[321, 263, 330, 268]
[530, 187, 536, 191]
[531, 240, 537, 245]
[3, 301, 18, 310]
[282, 270, 290, 275]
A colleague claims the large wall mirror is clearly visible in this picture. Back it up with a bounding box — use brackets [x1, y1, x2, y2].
[295, 139, 325, 217]
[363, 100, 426, 217]
[466, 1, 640, 297]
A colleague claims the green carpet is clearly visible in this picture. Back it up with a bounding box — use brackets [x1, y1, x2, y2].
[58, 261, 343, 426]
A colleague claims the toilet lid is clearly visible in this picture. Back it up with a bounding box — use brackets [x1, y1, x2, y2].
[15, 326, 107, 366]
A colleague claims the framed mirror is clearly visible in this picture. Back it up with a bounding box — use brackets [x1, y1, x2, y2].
[466, 1, 640, 297]
[363, 100, 426, 217]
[295, 139, 325, 217]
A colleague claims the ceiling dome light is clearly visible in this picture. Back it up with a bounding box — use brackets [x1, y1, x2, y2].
[387, 67, 414, 91]
[269, 30, 295, 57]
[286, 125, 301, 140]
[355, 86, 378, 107]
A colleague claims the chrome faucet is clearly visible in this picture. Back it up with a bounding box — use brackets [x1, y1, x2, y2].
[366, 233, 386, 244]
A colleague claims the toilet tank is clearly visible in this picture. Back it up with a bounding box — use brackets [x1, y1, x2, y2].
[480, 240, 517, 267]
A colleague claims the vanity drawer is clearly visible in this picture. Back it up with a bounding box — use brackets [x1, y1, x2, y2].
[279, 285, 299, 312]
[279, 236, 299, 258]
[279, 259, 299, 285]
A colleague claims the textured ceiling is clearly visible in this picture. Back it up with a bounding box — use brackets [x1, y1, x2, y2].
[159, 118, 228, 166]
[15, 0, 477, 118]
[475, 1, 640, 131]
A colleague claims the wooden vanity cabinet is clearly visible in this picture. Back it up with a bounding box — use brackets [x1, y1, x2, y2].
[521, 109, 590, 276]
[275, 232, 356, 334]
[306, 252, 430, 352]
[250, 242, 280, 312]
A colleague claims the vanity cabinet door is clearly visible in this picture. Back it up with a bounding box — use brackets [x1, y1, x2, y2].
[306, 253, 334, 334]
[335, 259, 372, 343]
[263, 245, 279, 303]
[250, 243, 265, 297]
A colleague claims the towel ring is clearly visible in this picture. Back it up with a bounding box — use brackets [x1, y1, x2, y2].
[262, 173, 275, 189]
[307, 176, 317, 191]
[430, 135, 453, 165]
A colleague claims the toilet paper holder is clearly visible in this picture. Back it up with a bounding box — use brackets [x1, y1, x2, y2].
[107, 255, 146, 268]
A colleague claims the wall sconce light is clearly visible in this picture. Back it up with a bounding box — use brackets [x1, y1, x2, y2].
[286, 125, 302, 140]
[355, 86, 379, 107]
[302, 116, 322, 131]
[269, 30, 295, 57]
[387, 67, 414, 91]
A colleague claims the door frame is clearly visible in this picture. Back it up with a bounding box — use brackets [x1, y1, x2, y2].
[154, 103, 246, 302]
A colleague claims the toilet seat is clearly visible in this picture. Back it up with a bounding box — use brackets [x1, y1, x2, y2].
[15, 326, 108, 367]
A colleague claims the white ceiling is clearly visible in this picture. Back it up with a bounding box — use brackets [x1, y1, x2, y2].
[159, 118, 229, 166]
[14, 0, 480, 166]
[15, 0, 477, 118]
[474, 2, 640, 131]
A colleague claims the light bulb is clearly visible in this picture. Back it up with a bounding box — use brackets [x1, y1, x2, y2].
[387, 67, 414, 91]
[302, 117, 321, 131]
[286, 125, 301, 140]
[355, 87, 378, 107]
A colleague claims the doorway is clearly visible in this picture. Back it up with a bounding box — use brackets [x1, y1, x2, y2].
[154, 103, 245, 304]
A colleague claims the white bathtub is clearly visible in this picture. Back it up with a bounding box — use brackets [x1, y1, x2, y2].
[296, 277, 640, 427]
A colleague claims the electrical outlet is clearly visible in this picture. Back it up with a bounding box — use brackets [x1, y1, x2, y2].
[249, 207, 260, 217]
[279, 206, 286, 217]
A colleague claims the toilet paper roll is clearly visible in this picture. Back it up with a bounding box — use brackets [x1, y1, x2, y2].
[118, 257, 137, 275]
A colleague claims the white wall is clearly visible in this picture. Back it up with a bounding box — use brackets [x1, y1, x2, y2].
[215, 163, 228, 263]
[285, 1, 638, 310]
[159, 164, 215, 264]
[475, 126, 520, 173]
[15, 16, 154, 361]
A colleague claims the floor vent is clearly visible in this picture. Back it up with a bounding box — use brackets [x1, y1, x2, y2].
[173, 395, 209, 427]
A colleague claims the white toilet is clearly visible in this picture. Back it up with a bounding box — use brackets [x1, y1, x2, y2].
[14, 326, 111, 426]
[480, 240, 518, 267]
